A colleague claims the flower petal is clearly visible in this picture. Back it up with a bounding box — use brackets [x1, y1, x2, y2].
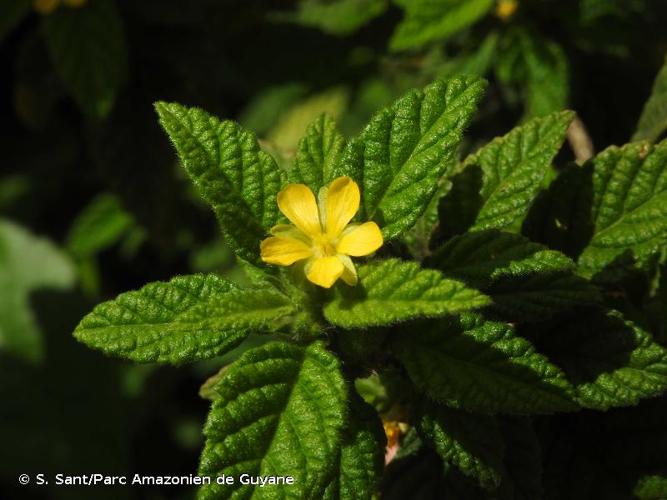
[277, 184, 322, 237]
[305, 256, 344, 288]
[336, 221, 383, 256]
[260, 236, 312, 266]
[320, 176, 360, 238]
[270, 224, 311, 244]
[338, 254, 358, 286]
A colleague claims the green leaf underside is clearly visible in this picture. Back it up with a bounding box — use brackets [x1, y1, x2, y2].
[74, 274, 294, 364]
[390, 0, 494, 51]
[198, 341, 347, 499]
[537, 310, 667, 410]
[336, 77, 486, 240]
[633, 56, 667, 143]
[323, 395, 385, 500]
[432, 230, 600, 320]
[393, 313, 577, 414]
[155, 102, 282, 262]
[323, 259, 490, 328]
[291, 114, 345, 192]
[0, 219, 75, 362]
[450, 111, 574, 233]
[418, 401, 504, 490]
[42, 0, 127, 118]
[577, 139, 667, 276]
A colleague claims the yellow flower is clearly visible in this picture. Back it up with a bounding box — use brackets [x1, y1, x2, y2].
[495, 0, 518, 20]
[260, 176, 383, 288]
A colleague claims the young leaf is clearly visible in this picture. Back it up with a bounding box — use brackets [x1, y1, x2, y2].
[155, 102, 283, 262]
[336, 77, 486, 240]
[393, 313, 577, 414]
[577, 139, 667, 277]
[533, 310, 667, 410]
[323, 395, 385, 500]
[74, 274, 294, 364]
[42, 0, 127, 118]
[417, 401, 505, 491]
[441, 111, 574, 234]
[633, 55, 667, 143]
[0, 219, 75, 363]
[291, 114, 346, 192]
[431, 230, 600, 321]
[323, 259, 490, 328]
[198, 341, 347, 499]
[390, 0, 494, 52]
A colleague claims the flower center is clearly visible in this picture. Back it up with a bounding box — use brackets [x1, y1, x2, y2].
[311, 233, 337, 258]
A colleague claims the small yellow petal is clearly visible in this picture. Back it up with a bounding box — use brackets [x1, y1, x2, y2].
[336, 221, 383, 256]
[270, 224, 311, 244]
[260, 236, 312, 266]
[34, 0, 60, 14]
[321, 176, 360, 238]
[338, 254, 358, 286]
[305, 256, 344, 288]
[277, 184, 322, 237]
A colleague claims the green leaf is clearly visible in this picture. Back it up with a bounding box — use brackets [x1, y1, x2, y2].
[418, 401, 504, 491]
[0, 0, 31, 42]
[390, 0, 494, 51]
[155, 102, 283, 262]
[42, 0, 127, 118]
[577, 139, 667, 277]
[634, 475, 667, 500]
[239, 83, 308, 136]
[431, 230, 600, 321]
[291, 114, 346, 192]
[336, 77, 486, 240]
[74, 274, 294, 364]
[66, 193, 135, 258]
[440, 111, 573, 235]
[198, 341, 347, 499]
[403, 178, 452, 259]
[268, 87, 349, 153]
[393, 313, 577, 414]
[272, 0, 388, 35]
[323, 259, 490, 328]
[0, 219, 76, 363]
[533, 310, 667, 410]
[323, 395, 385, 500]
[634, 56, 667, 143]
[496, 30, 569, 119]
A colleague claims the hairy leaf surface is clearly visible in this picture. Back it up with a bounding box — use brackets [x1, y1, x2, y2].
[156, 102, 283, 262]
[577, 139, 667, 277]
[323, 259, 489, 328]
[291, 114, 345, 192]
[336, 77, 485, 240]
[393, 313, 577, 414]
[432, 230, 600, 320]
[418, 401, 504, 490]
[441, 111, 573, 233]
[534, 310, 667, 410]
[74, 274, 294, 364]
[199, 341, 347, 499]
